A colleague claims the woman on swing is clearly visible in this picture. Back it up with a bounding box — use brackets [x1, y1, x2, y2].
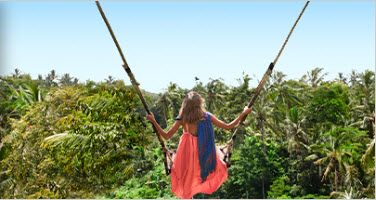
[146, 91, 252, 199]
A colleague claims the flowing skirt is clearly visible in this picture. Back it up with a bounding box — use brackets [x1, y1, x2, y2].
[170, 132, 228, 199]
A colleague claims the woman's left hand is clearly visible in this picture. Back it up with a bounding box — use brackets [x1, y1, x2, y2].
[243, 106, 253, 115]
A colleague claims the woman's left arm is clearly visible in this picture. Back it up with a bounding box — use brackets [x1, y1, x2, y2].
[146, 113, 181, 141]
[210, 106, 252, 131]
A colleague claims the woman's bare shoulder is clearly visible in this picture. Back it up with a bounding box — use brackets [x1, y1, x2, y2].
[208, 112, 217, 119]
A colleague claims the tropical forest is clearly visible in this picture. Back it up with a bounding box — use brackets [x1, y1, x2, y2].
[0, 67, 374, 199]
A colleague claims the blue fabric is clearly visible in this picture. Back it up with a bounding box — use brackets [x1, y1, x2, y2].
[198, 113, 216, 182]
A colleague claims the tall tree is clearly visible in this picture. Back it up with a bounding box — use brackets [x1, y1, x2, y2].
[270, 71, 302, 110]
[311, 127, 366, 191]
[105, 75, 115, 85]
[59, 73, 72, 86]
[307, 67, 328, 88]
[12, 69, 22, 79]
[336, 72, 348, 85]
[203, 78, 228, 113]
[284, 106, 308, 154]
[153, 82, 184, 126]
[46, 70, 58, 87]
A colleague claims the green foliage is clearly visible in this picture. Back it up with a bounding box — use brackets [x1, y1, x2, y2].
[308, 83, 350, 125]
[97, 147, 176, 199]
[0, 68, 374, 199]
[276, 194, 293, 199]
[220, 136, 285, 199]
[268, 175, 291, 198]
[0, 83, 152, 198]
[294, 194, 330, 199]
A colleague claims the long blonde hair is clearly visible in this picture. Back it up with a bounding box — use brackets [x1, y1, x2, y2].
[179, 91, 206, 124]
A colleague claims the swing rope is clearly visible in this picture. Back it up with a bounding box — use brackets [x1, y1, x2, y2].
[95, 1, 174, 175]
[220, 1, 310, 167]
[274, 1, 310, 65]
[95, 0, 310, 173]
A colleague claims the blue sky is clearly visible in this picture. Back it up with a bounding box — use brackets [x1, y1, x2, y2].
[1, 1, 375, 93]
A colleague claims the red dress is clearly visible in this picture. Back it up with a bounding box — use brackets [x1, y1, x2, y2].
[170, 124, 228, 199]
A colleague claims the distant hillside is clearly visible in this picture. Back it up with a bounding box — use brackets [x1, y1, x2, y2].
[141, 89, 160, 99]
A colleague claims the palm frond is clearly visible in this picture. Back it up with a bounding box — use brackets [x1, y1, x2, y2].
[321, 159, 333, 182]
[0, 178, 13, 191]
[362, 138, 375, 169]
[42, 133, 91, 150]
[345, 165, 362, 189]
[304, 154, 318, 161]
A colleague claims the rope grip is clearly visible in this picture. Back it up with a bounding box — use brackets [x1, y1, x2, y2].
[161, 147, 173, 158]
[267, 63, 274, 76]
[122, 64, 140, 85]
[123, 64, 131, 73]
[268, 62, 275, 71]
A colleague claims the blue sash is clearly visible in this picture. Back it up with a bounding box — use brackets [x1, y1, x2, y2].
[198, 113, 216, 182]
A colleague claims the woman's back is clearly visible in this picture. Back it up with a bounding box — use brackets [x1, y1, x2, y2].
[170, 112, 228, 199]
[183, 120, 205, 136]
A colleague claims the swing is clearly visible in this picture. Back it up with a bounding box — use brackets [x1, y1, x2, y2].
[95, 1, 310, 175]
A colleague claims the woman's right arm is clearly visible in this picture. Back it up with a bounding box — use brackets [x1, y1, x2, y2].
[210, 106, 252, 131]
[146, 113, 181, 141]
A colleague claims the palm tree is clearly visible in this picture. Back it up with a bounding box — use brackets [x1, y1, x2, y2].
[311, 127, 366, 191]
[336, 72, 348, 85]
[204, 78, 227, 113]
[361, 136, 375, 197]
[105, 76, 115, 85]
[73, 78, 79, 86]
[361, 137, 375, 198]
[358, 70, 375, 103]
[330, 187, 362, 199]
[349, 70, 375, 136]
[349, 104, 375, 137]
[361, 136, 375, 170]
[192, 78, 228, 113]
[155, 94, 173, 125]
[307, 67, 328, 88]
[85, 80, 96, 89]
[153, 83, 183, 126]
[59, 73, 72, 86]
[192, 81, 206, 95]
[253, 94, 273, 199]
[343, 163, 362, 190]
[12, 69, 21, 79]
[284, 106, 308, 154]
[166, 82, 184, 117]
[349, 70, 358, 88]
[303, 123, 329, 179]
[37, 74, 43, 81]
[270, 71, 302, 109]
[46, 70, 58, 87]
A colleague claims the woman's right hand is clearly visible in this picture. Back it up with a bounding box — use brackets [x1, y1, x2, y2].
[146, 112, 155, 122]
[243, 106, 253, 115]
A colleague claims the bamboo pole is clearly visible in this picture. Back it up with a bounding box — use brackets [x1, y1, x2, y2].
[95, 1, 173, 175]
[220, 1, 310, 166]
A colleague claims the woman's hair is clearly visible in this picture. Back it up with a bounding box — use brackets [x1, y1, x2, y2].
[178, 91, 206, 124]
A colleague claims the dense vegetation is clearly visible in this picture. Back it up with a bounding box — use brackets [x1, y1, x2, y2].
[0, 68, 374, 199]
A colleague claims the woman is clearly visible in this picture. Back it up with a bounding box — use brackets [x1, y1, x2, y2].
[146, 91, 252, 199]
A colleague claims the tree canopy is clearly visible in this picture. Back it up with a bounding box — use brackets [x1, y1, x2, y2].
[0, 68, 374, 199]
